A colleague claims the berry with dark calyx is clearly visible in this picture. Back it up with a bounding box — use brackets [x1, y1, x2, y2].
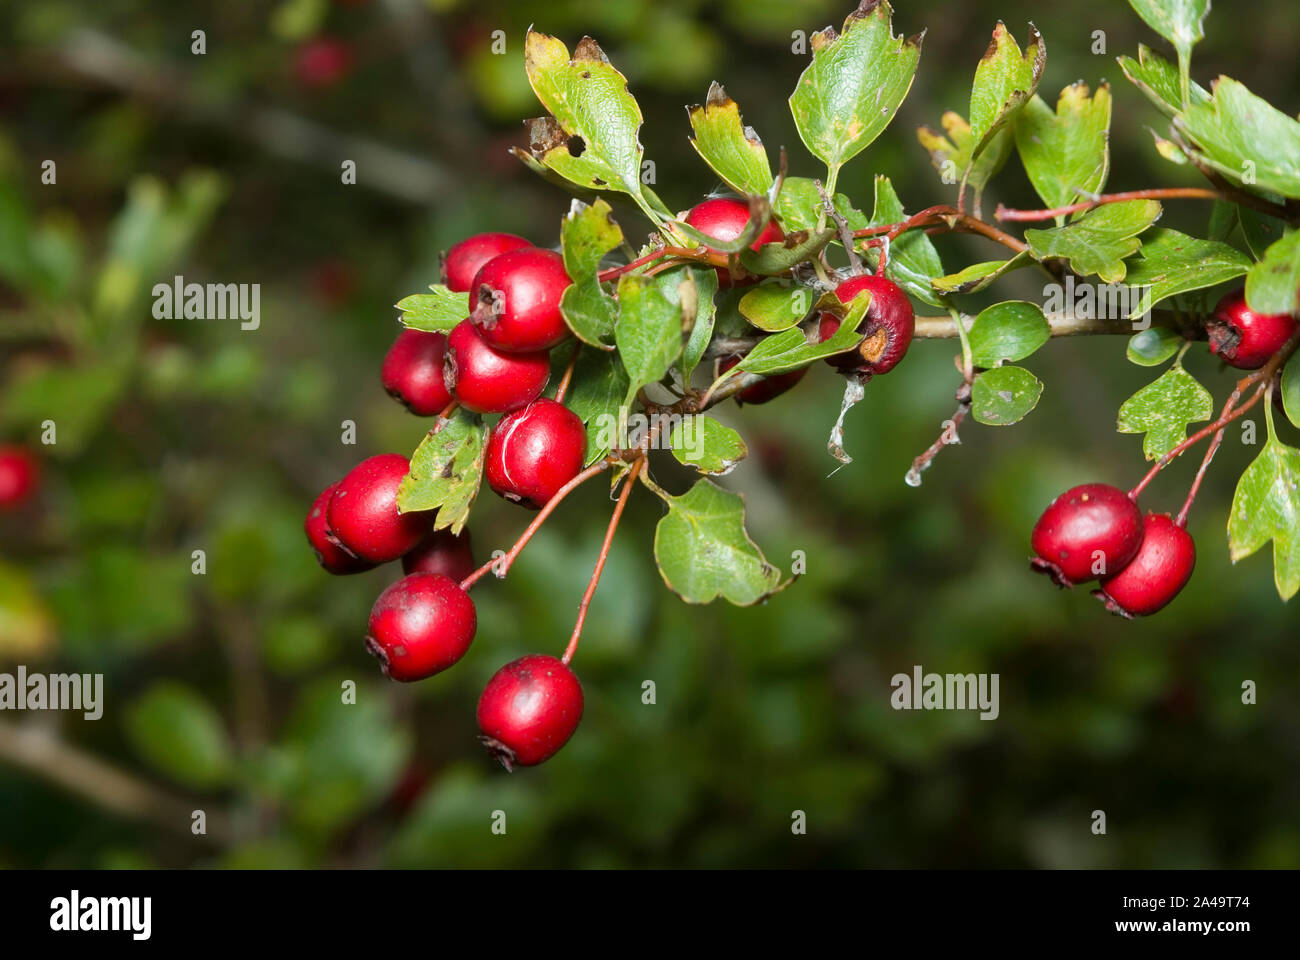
[470, 247, 572, 352]
[305, 483, 376, 574]
[442, 232, 531, 293]
[0, 446, 39, 510]
[326, 453, 432, 564]
[1094, 513, 1196, 618]
[381, 329, 452, 416]
[1207, 288, 1298, 370]
[402, 527, 475, 581]
[365, 573, 477, 681]
[477, 654, 584, 770]
[444, 319, 550, 414]
[1030, 483, 1144, 588]
[485, 398, 587, 509]
[684, 197, 784, 288]
[818, 274, 915, 378]
[718, 354, 807, 405]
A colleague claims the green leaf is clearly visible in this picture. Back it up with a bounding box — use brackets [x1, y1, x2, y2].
[1116, 44, 1210, 117]
[398, 286, 469, 333]
[1025, 199, 1163, 283]
[967, 301, 1050, 367]
[737, 224, 837, 274]
[1127, 326, 1184, 366]
[864, 175, 945, 307]
[522, 31, 652, 215]
[614, 273, 682, 404]
[730, 290, 871, 376]
[916, 113, 1013, 210]
[687, 82, 773, 197]
[1126, 0, 1210, 97]
[651, 479, 782, 605]
[931, 253, 1032, 295]
[1281, 357, 1300, 429]
[646, 264, 717, 380]
[124, 682, 232, 789]
[788, 0, 923, 190]
[1239, 207, 1290, 260]
[1123, 228, 1251, 319]
[1245, 230, 1300, 317]
[970, 365, 1043, 425]
[559, 198, 624, 347]
[0, 559, 54, 659]
[738, 281, 815, 332]
[562, 347, 629, 465]
[1228, 438, 1300, 601]
[771, 176, 867, 234]
[967, 22, 1046, 163]
[396, 410, 487, 534]
[1014, 83, 1112, 215]
[1117, 364, 1213, 459]
[1175, 77, 1300, 199]
[669, 416, 748, 476]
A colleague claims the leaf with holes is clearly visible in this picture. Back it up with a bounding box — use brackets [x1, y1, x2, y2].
[1025, 199, 1162, 284]
[1117, 364, 1213, 460]
[688, 82, 773, 197]
[396, 410, 488, 534]
[1228, 437, 1300, 601]
[971, 365, 1043, 425]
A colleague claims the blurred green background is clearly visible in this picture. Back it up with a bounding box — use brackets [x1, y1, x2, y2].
[1, 0, 1297, 869]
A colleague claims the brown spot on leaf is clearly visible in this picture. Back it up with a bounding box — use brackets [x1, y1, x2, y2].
[573, 36, 609, 64]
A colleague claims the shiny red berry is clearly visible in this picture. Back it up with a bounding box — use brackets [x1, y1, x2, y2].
[365, 573, 477, 681]
[381, 329, 452, 416]
[485, 398, 587, 509]
[402, 527, 475, 581]
[477, 654, 584, 770]
[717, 354, 808, 405]
[818, 275, 915, 378]
[1094, 513, 1196, 617]
[0, 446, 39, 510]
[470, 248, 572, 353]
[326, 454, 432, 564]
[684, 197, 784, 287]
[444, 319, 550, 414]
[1030, 483, 1144, 587]
[442, 232, 531, 293]
[1207, 288, 1298, 369]
[305, 483, 376, 574]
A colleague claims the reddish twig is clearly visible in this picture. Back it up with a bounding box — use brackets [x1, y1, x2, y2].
[995, 187, 1222, 222]
[1175, 383, 1245, 528]
[554, 344, 581, 404]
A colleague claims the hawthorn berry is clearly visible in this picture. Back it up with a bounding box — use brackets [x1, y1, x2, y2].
[293, 38, 352, 89]
[470, 247, 572, 352]
[305, 483, 376, 574]
[442, 232, 531, 293]
[718, 354, 807, 405]
[402, 527, 476, 581]
[1094, 513, 1196, 617]
[0, 446, 39, 510]
[477, 654, 584, 770]
[365, 573, 477, 681]
[485, 398, 587, 509]
[818, 274, 915, 378]
[444, 319, 551, 414]
[326, 453, 432, 564]
[1030, 483, 1144, 588]
[381, 329, 452, 416]
[1207, 288, 1298, 370]
[684, 197, 784, 287]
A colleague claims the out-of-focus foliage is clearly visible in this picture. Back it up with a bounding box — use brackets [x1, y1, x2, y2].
[0, 0, 1298, 869]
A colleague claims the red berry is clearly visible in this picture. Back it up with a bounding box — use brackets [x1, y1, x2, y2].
[818, 275, 915, 378]
[684, 197, 784, 288]
[1207, 288, 1297, 369]
[717, 354, 807, 405]
[381, 329, 452, 416]
[293, 38, 352, 89]
[365, 573, 477, 681]
[444, 319, 550, 414]
[470, 248, 572, 352]
[1030, 483, 1144, 587]
[485, 398, 587, 509]
[477, 654, 583, 770]
[0, 446, 39, 510]
[326, 454, 432, 564]
[443, 232, 531, 293]
[305, 483, 376, 574]
[402, 527, 475, 581]
[1094, 513, 1196, 617]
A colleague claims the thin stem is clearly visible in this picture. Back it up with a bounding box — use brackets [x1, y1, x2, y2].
[562, 458, 644, 665]
[852, 205, 1028, 255]
[554, 344, 581, 403]
[459, 458, 612, 590]
[1176, 384, 1243, 528]
[995, 188, 1223, 222]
